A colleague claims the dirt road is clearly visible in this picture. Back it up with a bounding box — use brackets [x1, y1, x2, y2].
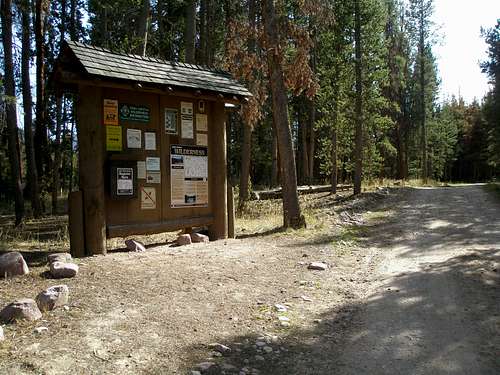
[338, 185, 500, 374]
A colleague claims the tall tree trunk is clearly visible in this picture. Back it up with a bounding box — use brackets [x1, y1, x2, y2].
[184, 0, 196, 63]
[136, 0, 150, 56]
[21, 0, 42, 217]
[419, 8, 428, 184]
[238, 122, 252, 210]
[198, 0, 207, 64]
[308, 101, 315, 184]
[299, 101, 309, 185]
[69, 0, 76, 40]
[2, 0, 25, 225]
[271, 126, 278, 187]
[331, 82, 339, 194]
[262, 0, 304, 229]
[35, 0, 50, 179]
[353, 0, 363, 195]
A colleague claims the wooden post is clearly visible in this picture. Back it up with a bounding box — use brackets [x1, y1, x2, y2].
[227, 184, 235, 238]
[77, 85, 107, 255]
[68, 191, 85, 257]
[208, 101, 228, 240]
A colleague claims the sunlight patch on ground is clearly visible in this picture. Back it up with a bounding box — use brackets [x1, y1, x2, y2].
[427, 220, 451, 229]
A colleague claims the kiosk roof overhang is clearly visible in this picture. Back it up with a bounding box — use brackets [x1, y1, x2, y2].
[54, 41, 252, 101]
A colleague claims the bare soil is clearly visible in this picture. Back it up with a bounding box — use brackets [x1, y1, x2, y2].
[0, 185, 498, 375]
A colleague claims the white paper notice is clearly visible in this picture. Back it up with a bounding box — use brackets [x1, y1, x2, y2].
[146, 157, 160, 171]
[141, 187, 156, 209]
[144, 132, 156, 150]
[137, 161, 146, 179]
[196, 114, 208, 131]
[181, 102, 194, 139]
[146, 171, 161, 184]
[127, 128, 141, 148]
[196, 133, 208, 146]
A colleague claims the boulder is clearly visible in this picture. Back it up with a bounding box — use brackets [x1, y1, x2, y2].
[307, 262, 328, 271]
[0, 252, 29, 278]
[125, 239, 146, 252]
[0, 299, 42, 323]
[47, 253, 72, 265]
[36, 285, 69, 312]
[176, 234, 192, 246]
[50, 262, 79, 279]
[191, 233, 209, 243]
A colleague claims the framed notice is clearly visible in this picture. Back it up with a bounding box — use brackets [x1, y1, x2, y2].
[117, 168, 134, 196]
[137, 161, 146, 179]
[170, 145, 208, 208]
[196, 114, 208, 131]
[144, 132, 156, 150]
[146, 157, 160, 171]
[196, 133, 208, 146]
[165, 108, 178, 134]
[104, 99, 119, 125]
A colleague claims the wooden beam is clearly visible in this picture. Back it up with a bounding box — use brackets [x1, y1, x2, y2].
[208, 102, 228, 240]
[68, 191, 85, 257]
[227, 184, 235, 239]
[107, 216, 214, 238]
[77, 85, 107, 255]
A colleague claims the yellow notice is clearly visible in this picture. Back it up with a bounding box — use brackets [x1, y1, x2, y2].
[106, 125, 122, 151]
[103, 99, 119, 125]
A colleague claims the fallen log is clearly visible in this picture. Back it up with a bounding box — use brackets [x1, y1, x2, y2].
[251, 184, 353, 200]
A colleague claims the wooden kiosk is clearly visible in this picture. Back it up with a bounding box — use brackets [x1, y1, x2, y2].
[53, 41, 250, 257]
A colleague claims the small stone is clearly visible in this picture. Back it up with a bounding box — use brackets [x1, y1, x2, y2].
[47, 253, 72, 264]
[280, 321, 290, 327]
[254, 355, 265, 361]
[255, 341, 266, 347]
[243, 359, 250, 365]
[209, 343, 231, 354]
[50, 262, 78, 279]
[263, 346, 273, 354]
[308, 262, 328, 271]
[301, 295, 313, 302]
[278, 316, 289, 322]
[36, 285, 69, 312]
[63, 306, 70, 311]
[0, 326, 4, 341]
[0, 299, 42, 323]
[34, 326, 48, 334]
[177, 234, 192, 246]
[298, 280, 307, 286]
[191, 371, 202, 375]
[125, 239, 146, 252]
[0, 252, 29, 278]
[313, 319, 322, 324]
[196, 362, 216, 372]
[191, 233, 209, 243]
[274, 304, 287, 312]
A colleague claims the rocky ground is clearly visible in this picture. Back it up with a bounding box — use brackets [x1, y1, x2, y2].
[0, 185, 498, 375]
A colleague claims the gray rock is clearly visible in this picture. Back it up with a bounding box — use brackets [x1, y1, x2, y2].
[190, 371, 202, 375]
[47, 253, 72, 265]
[255, 340, 266, 347]
[274, 304, 287, 312]
[0, 325, 4, 341]
[307, 262, 328, 271]
[263, 346, 273, 354]
[191, 233, 209, 243]
[176, 234, 192, 246]
[33, 326, 48, 334]
[209, 342, 231, 354]
[50, 262, 78, 279]
[0, 252, 29, 278]
[0, 299, 42, 323]
[254, 355, 265, 361]
[125, 239, 146, 252]
[36, 285, 69, 312]
[196, 362, 216, 372]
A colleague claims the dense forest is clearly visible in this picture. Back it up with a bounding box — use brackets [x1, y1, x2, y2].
[0, 0, 499, 227]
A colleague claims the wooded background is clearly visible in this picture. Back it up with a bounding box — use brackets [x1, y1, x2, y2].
[0, 0, 499, 227]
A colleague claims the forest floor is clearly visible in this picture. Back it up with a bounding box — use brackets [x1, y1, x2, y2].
[0, 184, 499, 375]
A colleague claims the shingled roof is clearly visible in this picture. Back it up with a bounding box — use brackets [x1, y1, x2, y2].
[58, 41, 251, 98]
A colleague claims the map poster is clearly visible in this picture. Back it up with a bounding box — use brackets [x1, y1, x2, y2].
[170, 145, 208, 208]
[103, 99, 119, 125]
[106, 125, 122, 151]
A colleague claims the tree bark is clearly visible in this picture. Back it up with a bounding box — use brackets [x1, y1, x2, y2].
[136, 0, 150, 56]
[35, 0, 50, 178]
[271, 126, 278, 187]
[184, 0, 196, 63]
[262, 0, 305, 229]
[238, 121, 252, 210]
[1, 0, 25, 225]
[20, 0, 42, 217]
[419, 6, 428, 184]
[353, 0, 363, 195]
[331, 82, 339, 194]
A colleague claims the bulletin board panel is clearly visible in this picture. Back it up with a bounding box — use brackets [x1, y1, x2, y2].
[102, 87, 212, 235]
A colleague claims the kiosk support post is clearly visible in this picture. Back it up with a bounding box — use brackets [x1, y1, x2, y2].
[77, 85, 107, 255]
[208, 102, 228, 240]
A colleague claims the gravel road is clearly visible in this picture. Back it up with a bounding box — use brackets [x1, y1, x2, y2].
[338, 185, 500, 375]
